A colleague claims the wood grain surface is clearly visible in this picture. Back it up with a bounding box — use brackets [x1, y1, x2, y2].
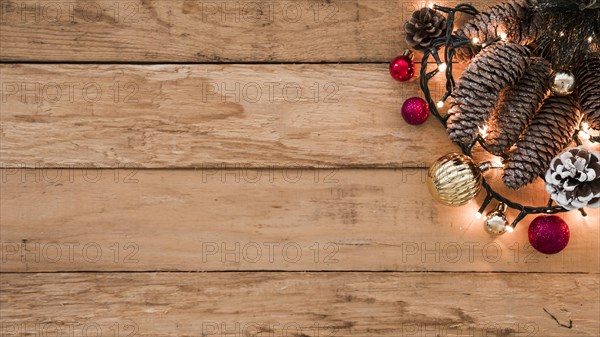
[2, 0, 599, 335]
[1, 272, 598, 337]
[1, 169, 598, 273]
[0, 0, 442, 63]
[1, 63, 470, 168]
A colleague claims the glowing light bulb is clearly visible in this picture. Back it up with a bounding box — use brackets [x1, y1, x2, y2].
[428, 3, 435, 9]
[580, 122, 591, 140]
[437, 101, 444, 108]
[438, 62, 447, 72]
[505, 225, 514, 233]
[588, 36, 593, 43]
[475, 212, 482, 219]
[472, 37, 480, 44]
[559, 31, 565, 37]
[499, 32, 507, 40]
[479, 125, 489, 139]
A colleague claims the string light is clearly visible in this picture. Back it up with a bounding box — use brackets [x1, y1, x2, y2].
[428, 3, 435, 9]
[580, 122, 591, 140]
[418, 3, 599, 228]
[437, 101, 444, 108]
[472, 37, 480, 44]
[580, 130, 591, 140]
[588, 36, 593, 43]
[479, 125, 489, 139]
[505, 225, 514, 233]
[559, 31, 565, 37]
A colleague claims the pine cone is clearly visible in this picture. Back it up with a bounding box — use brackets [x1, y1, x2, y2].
[545, 146, 600, 210]
[486, 58, 551, 155]
[503, 95, 582, 189]
[447, 42, 531, 145]
[575, 53, 600, 130]
[404, 8, 447, 51]
[454, 0, 542, 62]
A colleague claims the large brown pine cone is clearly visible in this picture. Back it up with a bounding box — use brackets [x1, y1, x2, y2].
[405, 8, 447, 52]
[575, 53, 600, 130]
[503, 95, 582, 189]
[454, 0, 542, 62]
[447, 42, 531, 146]
[486, 58, 551, 155]
[545, 146, 600, 210]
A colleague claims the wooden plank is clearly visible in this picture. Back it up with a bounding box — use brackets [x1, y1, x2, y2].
[0, 63, 470, 168]
[0, 0, 495, 63]
[1, 169, 597, 272]
[1, 272, 598, 336]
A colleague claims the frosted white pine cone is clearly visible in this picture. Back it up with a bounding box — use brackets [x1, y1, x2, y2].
[545, 146, 600, 210]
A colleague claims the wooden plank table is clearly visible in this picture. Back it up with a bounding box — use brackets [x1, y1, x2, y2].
[1, 1, 598, 336]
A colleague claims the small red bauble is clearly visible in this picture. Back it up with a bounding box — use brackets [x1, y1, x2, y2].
[390, 51, 415, 82]
[401, 97, 430, 125]
[528, 215, 570, 255]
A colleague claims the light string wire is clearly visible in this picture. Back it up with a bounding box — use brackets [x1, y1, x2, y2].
[419, 3, 598, 227]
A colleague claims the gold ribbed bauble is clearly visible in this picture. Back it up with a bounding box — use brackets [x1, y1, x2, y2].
[427, 153, 485, 206]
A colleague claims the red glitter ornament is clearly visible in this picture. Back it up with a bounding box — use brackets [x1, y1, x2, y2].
[402, 97, 430, 125]
[390, 51, 416, 82]
[528, 215, 570, 255]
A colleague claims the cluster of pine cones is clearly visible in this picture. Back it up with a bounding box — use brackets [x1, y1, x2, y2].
[446, 42, 598, 190]
[414, 0, 600, 191]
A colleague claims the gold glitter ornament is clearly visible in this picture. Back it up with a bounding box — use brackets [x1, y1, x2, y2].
[427, 153, 492, 206]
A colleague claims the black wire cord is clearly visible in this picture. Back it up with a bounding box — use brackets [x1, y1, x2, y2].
[419, 3, 599, 227]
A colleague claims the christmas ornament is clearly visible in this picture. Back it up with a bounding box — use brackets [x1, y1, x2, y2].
[486, 58, 552, 155]
[427, 153, 490, 206]
[401, 97, 429, 125]
[447, 42, 531, 145]
[404, 7, 447, 52]
[484, 203, 513, 235]
[398, 0, 600, 241]
[503, 95, 582, 189]
[545, 146, 600, 210]
[390, 51, 415, 82]
[575, 53, 600, 130]
[453, 0, 541, 61]
[528, 215, 570, 254]
[551, 71, 576, 96]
